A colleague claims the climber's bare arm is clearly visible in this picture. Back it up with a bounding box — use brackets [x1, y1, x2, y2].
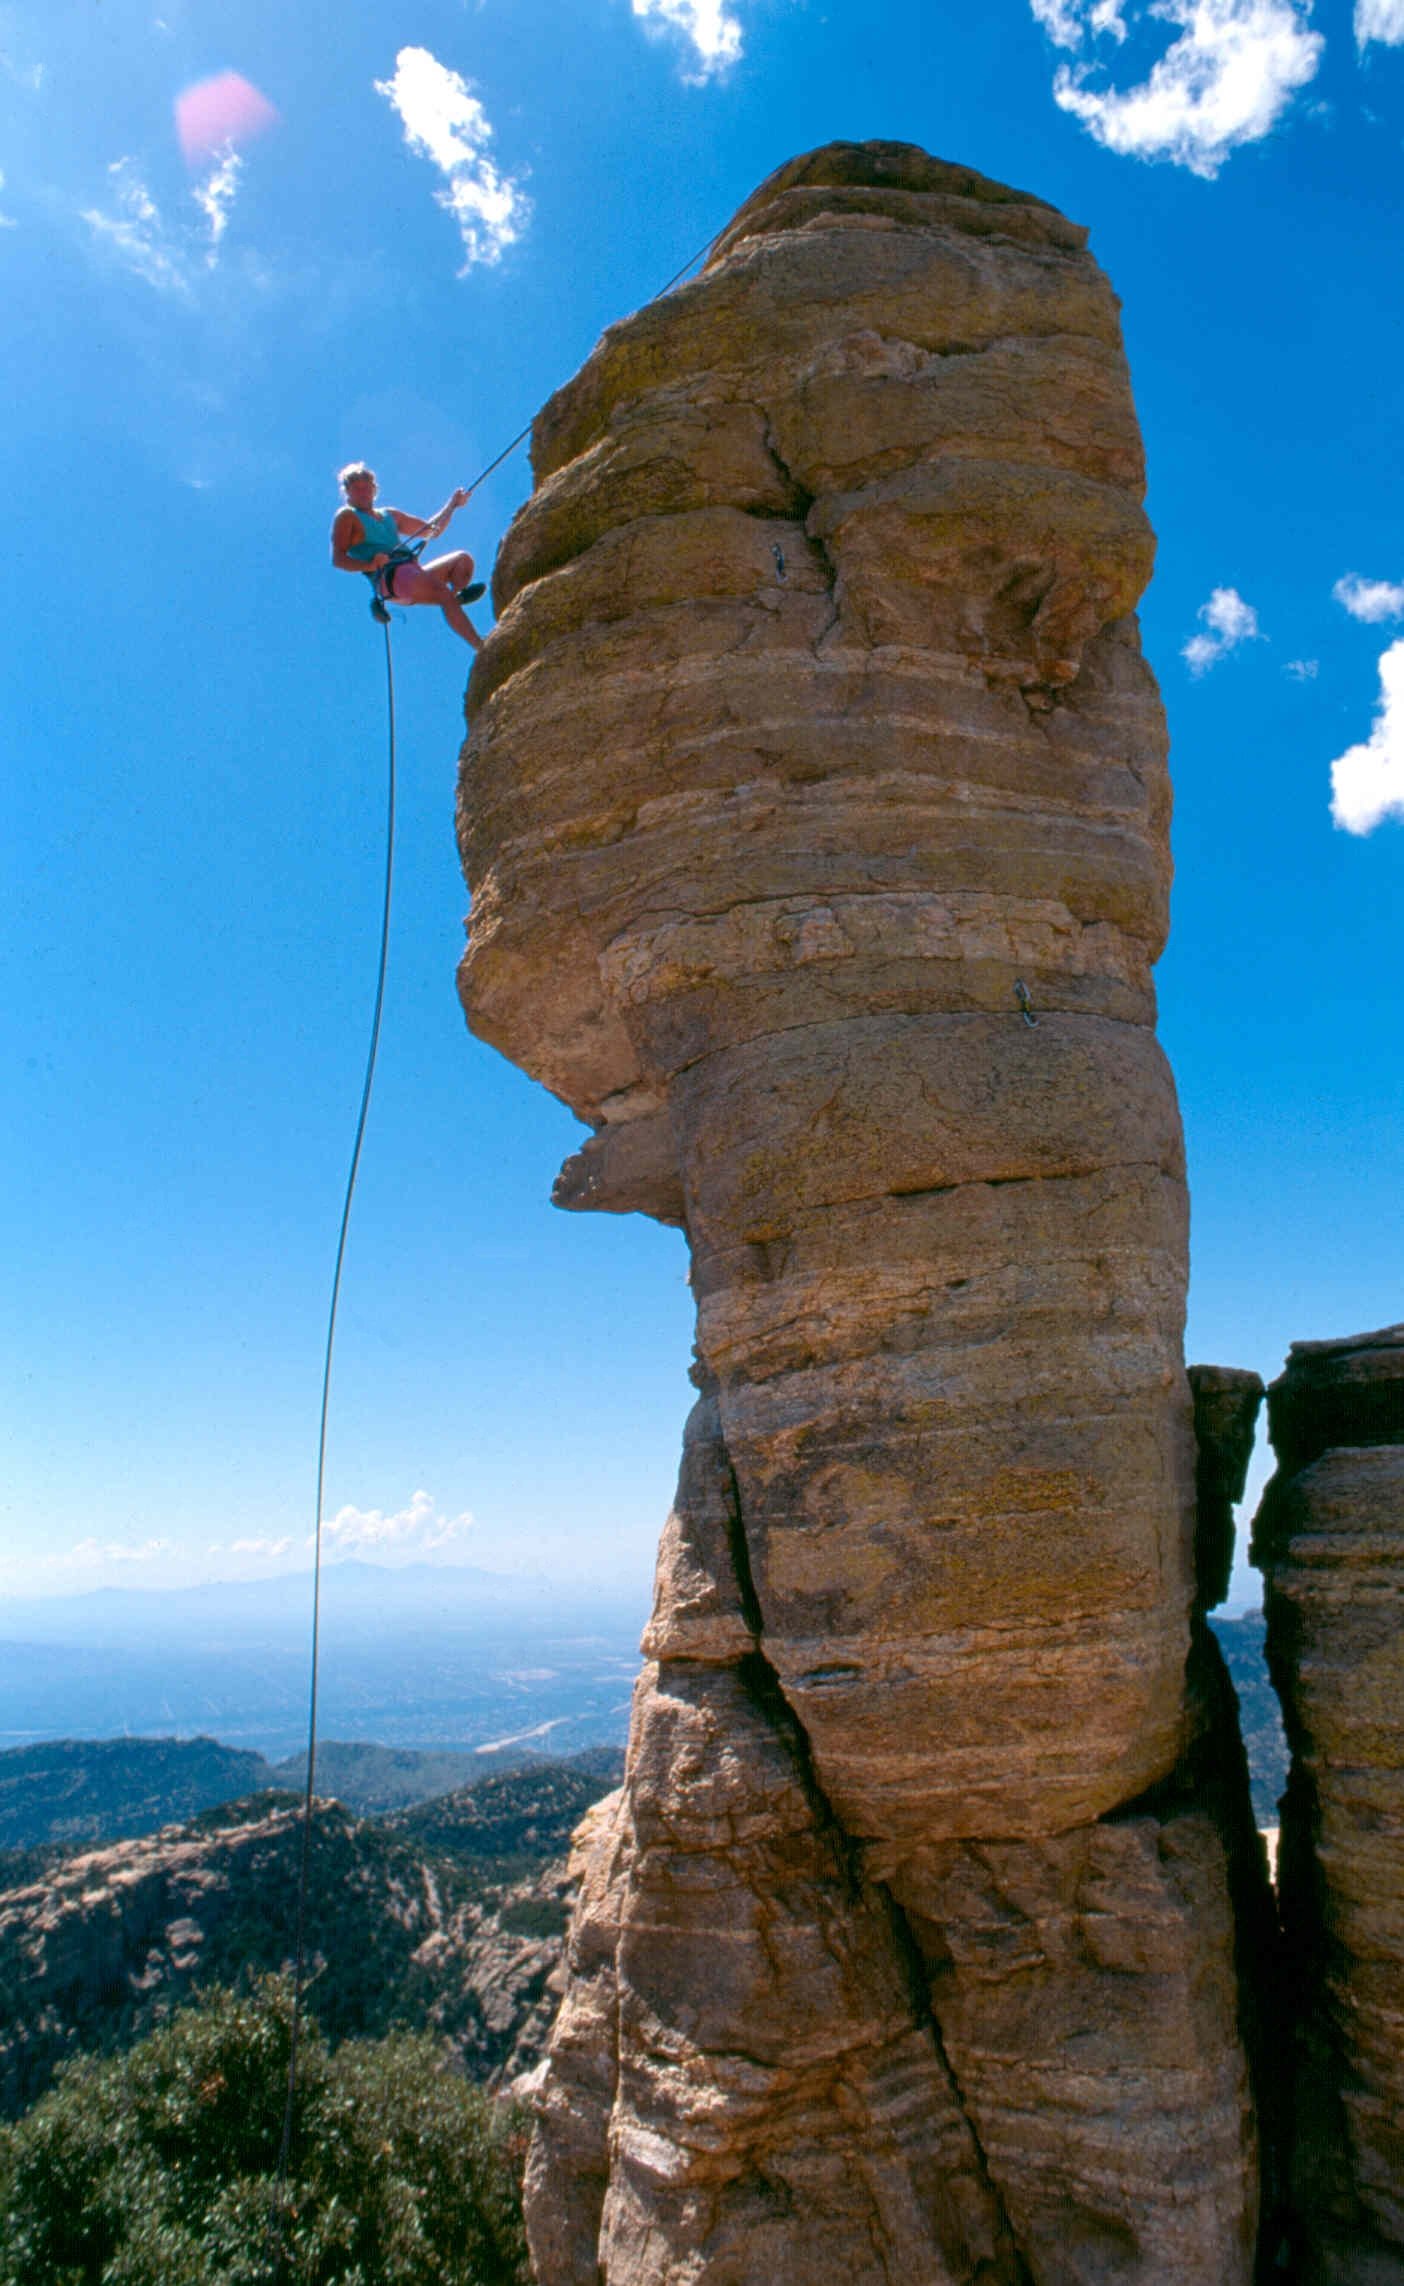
[331, 504, 386, 575]
[396, 488, 471, 543]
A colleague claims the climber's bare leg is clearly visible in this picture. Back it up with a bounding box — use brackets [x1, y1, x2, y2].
[392, 558, 483, 649]
[421, 548, 477, 591]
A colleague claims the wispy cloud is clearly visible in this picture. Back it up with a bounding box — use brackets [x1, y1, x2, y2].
[1032, 0, 1324, 176]
[1330, 638, 1404, 833]
[1286, 657, 1319, 680]
[374, 46, 528, 271]
[631, 0, 743, 78]
[319, 1488, 476, 1562]
[1334, 572, 1404, 624]
[0, 168, 15, 229]
[1183, 585, 1263, 673]
[193, 147, 242, 258]
[81, 150, 252, 291]
[0, 1533, 178, 1595]
[1031, 0, 1129, 43]
[1355, 0, 1404, 46]
[52, 1535, 172, 1571]
[0, 42, 43, 93]
[81, 158, 194, 294]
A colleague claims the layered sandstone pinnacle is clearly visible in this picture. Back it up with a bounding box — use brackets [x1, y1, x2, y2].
[1254, 1327, 1404, 2284]
[460, 143, 1262, 2282]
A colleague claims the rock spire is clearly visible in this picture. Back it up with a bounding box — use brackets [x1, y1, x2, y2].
[459, 140, 1264, 2283]
[1255, 1326, 1404, 2284]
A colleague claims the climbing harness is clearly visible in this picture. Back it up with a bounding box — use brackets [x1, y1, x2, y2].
[364, 538, 489, 626]
[366, 540, 423, 622]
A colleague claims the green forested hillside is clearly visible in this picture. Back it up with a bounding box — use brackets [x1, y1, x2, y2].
[0, 1760, 621, 2120]
[271, 1740, 499, 1814]
[390, 1759, 620, 1871]
[0, 1738, 275, 1852]
[0, 1736, 610, 1852]
[1209, 1611, 1290, 1826]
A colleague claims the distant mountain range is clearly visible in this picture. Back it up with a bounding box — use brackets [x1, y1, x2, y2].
[0, 1561, 608, 1646]
[0, 1562, 646, 1758]
[0, 1572, 1286, 1825]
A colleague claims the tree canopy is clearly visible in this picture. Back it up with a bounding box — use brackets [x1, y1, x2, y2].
[0, 1980, 530, 2285]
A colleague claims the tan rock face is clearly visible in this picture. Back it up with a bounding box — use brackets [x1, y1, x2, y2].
[1254, 1328, 1404, 2283]
[1188, 1364, 1265, 1611]
[459, 140, 1261, 2283]
[902, 1813, 1260, 2284]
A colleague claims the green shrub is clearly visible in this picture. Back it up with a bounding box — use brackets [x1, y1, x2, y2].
[0, 1979, 529, 2285]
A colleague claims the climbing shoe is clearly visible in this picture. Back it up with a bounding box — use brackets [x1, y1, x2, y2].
[457, 581, 487, 606]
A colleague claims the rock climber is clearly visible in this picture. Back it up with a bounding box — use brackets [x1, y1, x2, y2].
[331, 463, 487, 648]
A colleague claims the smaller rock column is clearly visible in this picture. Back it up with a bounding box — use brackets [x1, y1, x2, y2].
[1188, 1363, 1264, 1611]
[1254, 1326, 1404, 2284]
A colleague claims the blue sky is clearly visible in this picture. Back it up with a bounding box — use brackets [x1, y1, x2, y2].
[3, 0, 1402, 1615]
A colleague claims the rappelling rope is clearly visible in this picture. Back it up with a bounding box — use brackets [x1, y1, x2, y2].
[268, 210, 728, 2256]
[370, 226, 725, 636]
[268, 617, 397, 2272]
[452, 222, 725, 508]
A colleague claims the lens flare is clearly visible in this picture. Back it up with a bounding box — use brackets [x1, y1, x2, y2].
[175, 72, 279, 168]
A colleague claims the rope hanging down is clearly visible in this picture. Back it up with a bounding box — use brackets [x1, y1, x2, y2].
[268, 212, 729, 2251]
[269, 617, 397, 2268]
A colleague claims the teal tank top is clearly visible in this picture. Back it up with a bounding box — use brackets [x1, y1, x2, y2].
[345, 506, 405, 565]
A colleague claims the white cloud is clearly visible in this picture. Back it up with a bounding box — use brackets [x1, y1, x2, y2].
[55, 1536, 171, 1570]
[1334, 572, 1404, 624]
[1330, 638, 1404, 833]
[1356, 0, 1404, 45]
[1032, 0, 1129, 42]
[319, 1488, 475, 1561]
[1, 1533, 177, 1594]
[80, 158, 193, 294]
[1033, 0, 1324, 176]
[374, 47, 528, 271]
[0, 168, 14, 229]
[208, 1535, 293, 1560]
[631, 0, 743, 77]
[0, 44, 43, 92]
[1182, 584, 1263, 673]
[193, 147, 241, 258]
[1032, 0, 1087, 35]
[1285, 657, 1319, 679]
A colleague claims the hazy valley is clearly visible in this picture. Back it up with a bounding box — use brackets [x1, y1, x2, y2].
[0, 1562, 645, 1759]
